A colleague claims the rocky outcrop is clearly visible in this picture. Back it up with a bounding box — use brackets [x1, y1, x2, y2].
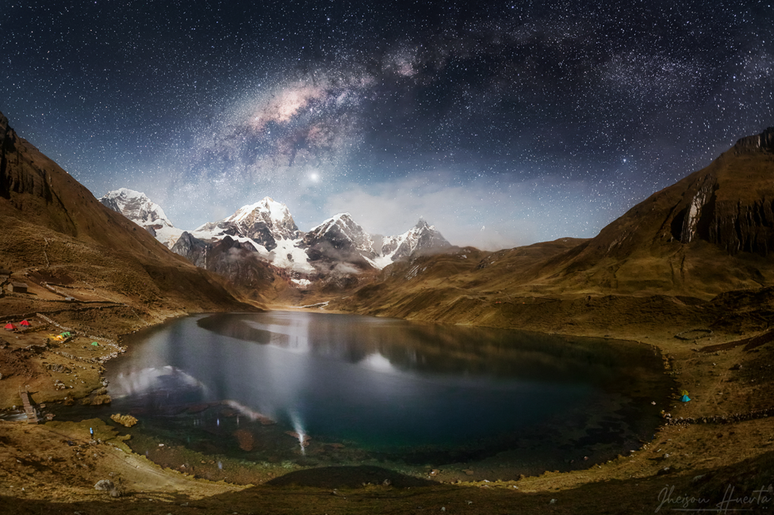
[674, 187, 774, 257]
[110, 413, 138, 427]
[171, 231, 210, 268]
[173, 233, 275, 290]
[669, 127, 774, 255]
[676, 175, 716, 244]
[243, 221, 279, 251]
[204, 236, 275, 290]
[302, 213, 377, 265]
[706, 198, 774, 255]
[733, 127, 774, 154]
[0, 112, 74, 235]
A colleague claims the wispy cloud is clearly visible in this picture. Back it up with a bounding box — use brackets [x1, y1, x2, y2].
[320, 174, 602, 250]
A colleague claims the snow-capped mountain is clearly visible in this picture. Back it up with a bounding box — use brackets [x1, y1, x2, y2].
[101, 189, 451, 288]
[303, 213, 379, 263]
[99, 188, 184, 247]
[377, 219, 451, 268]
[190, 197, 313, 274]
[302, 214, 451, 270]
[195, 197, 300, 247]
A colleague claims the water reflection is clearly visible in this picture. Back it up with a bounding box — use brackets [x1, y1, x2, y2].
[104, 311, 670, 469]
[195, 311, 629, 384]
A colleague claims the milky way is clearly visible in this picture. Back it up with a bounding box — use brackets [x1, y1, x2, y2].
[2, 0, 773, 248]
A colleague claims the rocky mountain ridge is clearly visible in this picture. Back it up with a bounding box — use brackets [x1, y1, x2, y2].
[332, 126, 774, 326]
[100, 188, 184, 247]
[100, 189, 451, 288]
[0, 110, 251, 317]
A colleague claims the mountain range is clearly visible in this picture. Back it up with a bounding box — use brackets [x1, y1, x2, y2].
[4, 105, 774, 329]
[3, 107, 774, 515]
[99, 189, 451, 289]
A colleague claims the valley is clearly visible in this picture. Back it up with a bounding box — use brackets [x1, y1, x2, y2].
[2, 110, 774, 513]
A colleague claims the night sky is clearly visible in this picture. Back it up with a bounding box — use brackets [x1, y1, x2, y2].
[2, 1, 773, 249]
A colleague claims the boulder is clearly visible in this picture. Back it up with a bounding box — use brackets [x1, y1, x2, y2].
[110, 413, 138, 427]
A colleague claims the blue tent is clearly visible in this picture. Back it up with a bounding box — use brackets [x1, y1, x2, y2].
[680, 394, 691, 402]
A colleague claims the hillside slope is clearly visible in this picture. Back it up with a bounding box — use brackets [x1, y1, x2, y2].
[0, 111, 253, 332]
[539, 127, 774, 298]
[332, 128, 774, 335]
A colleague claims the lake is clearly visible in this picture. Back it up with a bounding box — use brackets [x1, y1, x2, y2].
[89, 311, 671, 478]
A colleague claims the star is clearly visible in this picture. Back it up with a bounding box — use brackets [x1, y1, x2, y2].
[0, 0, 771, 249]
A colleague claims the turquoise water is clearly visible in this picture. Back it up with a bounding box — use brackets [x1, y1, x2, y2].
[92, 311, 669, 471]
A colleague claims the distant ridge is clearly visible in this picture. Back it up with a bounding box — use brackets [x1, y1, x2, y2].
[100, 189, 451, 288]
[331, 125, 774, 327]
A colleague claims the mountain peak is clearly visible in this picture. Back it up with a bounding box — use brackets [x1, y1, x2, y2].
[100, 183, 453, 277]
[307, 213, 371, 247]
[376, 219, 451, 265]
[192, 196, 300, 252]
[100, 188, 174, 228]
[99, 188, 183, 246]
[734, 127, 774, 154]
[330, 212, 355, 224]
[228, 196, 296, 230]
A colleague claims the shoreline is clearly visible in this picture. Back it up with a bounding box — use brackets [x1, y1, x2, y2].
[85, 312, 675, 485]
[2, 302, 773, 513]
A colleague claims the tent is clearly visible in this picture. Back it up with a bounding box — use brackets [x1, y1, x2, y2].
[19, 319, 31, 327]
[680, 390, 691, 402]
[4, 323, 15, 331]
[91, 342, 100, 347]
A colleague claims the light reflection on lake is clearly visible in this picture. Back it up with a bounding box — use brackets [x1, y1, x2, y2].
[103, 311, 670, 471]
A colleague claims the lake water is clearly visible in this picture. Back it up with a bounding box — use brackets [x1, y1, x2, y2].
[87, 312, 671, 478]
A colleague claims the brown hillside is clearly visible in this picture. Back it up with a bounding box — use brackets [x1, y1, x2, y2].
[2, 115, 774, 515]
[541, 127, 774, 297]
[0, 111, 252, 321]
[332, 128, 774, 335]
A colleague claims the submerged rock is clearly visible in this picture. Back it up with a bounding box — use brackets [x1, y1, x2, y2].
[110, 413, 138, 427]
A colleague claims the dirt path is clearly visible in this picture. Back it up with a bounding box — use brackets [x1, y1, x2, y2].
[0, 418, 243, 503]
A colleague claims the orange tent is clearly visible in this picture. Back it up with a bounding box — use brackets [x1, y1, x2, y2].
[20, 319, 31, 327]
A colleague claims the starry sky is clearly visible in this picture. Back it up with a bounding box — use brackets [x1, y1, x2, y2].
[2, 0, 773, 249]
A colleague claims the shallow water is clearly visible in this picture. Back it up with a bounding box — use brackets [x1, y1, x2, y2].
[58, 312, 672, 477]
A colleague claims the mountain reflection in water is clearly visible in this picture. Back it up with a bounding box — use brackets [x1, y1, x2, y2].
[105, 311, 669, 469]
[196, 312, 625, 384]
